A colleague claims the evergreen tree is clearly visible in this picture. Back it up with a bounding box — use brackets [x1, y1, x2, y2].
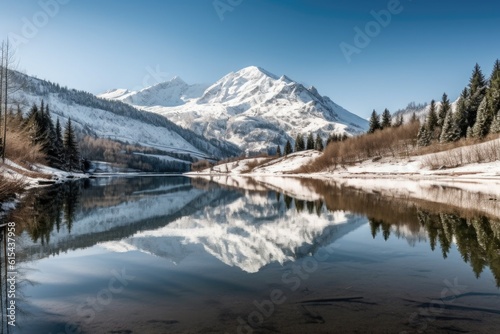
[394, 114, 404, 127]
[368, 110, 381, 133]
[25, 103, 50, 148]
[15, 104, 23, 124]
[487, 59, 500, 117]
[63, 118, 80, 170]
[410, 112, 418, 123]
[490, 111, 500, 134]
[426, 100, 438, 134]
[294, 134, 305, 152]
[437, 93, 451, 128]
[440, 110, 460, 143]
[54, 118, 64, 166]
[276, 145, 282, 157]
[472, 97, 491, 139]
[417, 124, 431, 147]
[314, 134, 324, 151]
[306, 132, 315, 150]
[466, 63, 487, 129]
[381, 108, 392, 129]
[454, 93, 469, 138]
[284, 140, 293, 155]
[41, 104, 60, 167]
[466, 126, 473, 139]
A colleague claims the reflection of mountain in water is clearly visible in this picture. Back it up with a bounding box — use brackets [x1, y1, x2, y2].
[14, 177, 237, 262]
[103, 192, 367, 273]
[10, 175, 500, 284]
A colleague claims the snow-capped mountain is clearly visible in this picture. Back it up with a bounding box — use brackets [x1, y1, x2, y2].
[100, 77, 208, 107]
[11, 71, 240, 161]
[100, 66, 369, 153]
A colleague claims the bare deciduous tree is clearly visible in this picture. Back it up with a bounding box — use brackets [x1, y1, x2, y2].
[0, 39, 26, 162]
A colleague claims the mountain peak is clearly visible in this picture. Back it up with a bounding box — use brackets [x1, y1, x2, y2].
[235, 66, 278, 80]
[169, 76, 186, 85]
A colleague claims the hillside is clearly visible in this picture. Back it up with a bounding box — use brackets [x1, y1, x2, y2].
[100, 66, 369, 153]
[10, 71, 240, 162]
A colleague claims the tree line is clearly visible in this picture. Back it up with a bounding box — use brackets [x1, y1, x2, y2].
[363, 60, 500, 148]
[24, 100, 84, 171]
[416, 61, 500, 146]
[277, 132, 348, 157]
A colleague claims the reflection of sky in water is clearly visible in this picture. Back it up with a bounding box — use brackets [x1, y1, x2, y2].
[7, 176, 500, 334]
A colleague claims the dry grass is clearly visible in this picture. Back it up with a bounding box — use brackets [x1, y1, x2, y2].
[0, 175, 25, 203]
[4, 163, 51, 179]
[297, 122, 420, 173]
[241, 157, 275, 173]
[5, 128, 46, 167]
[422, 137, 500, 169]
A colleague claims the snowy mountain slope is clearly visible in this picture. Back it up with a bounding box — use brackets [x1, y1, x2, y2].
[101, 66, 369, 153]
[11, 71, 240, 160]
[100, 76, 208, 107]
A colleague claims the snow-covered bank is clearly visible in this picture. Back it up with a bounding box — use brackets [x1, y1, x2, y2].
[0, 159, 89, 216]
[187, 139, 500, 182]
[1, 159, 88, 188]
[186, 141, 500, 217]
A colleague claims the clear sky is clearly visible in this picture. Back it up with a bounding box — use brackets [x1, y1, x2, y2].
[1, 0, 499, 118]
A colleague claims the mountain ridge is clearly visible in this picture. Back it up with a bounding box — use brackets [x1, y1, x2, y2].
[10, 70, 240, 162]
[100, 66, 369, 153]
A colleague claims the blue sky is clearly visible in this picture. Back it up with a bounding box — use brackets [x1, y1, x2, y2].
[1, 0, 499, 118]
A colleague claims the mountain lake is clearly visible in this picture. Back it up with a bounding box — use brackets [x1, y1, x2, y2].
[1, 176, 499, 334]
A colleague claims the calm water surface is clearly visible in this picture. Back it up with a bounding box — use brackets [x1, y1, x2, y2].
[1, 176, 500, 334]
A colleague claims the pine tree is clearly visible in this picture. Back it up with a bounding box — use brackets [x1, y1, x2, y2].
[472, 97, 491, 139]
[410, 112, 418, 123]
[454, 93, 469, 138]
[466, 63, 487, 129]
[294, 134, 305, 152]
[368, 110, 381, 133]
[55, 118, 64, 166]
[466, 126, 473, 139]
[440, 110, 460, 143]
[381, 108, 392, 129]
[284, 140, 293, 155]
[437, 93, 451, 128]
[314, 134, 324, 151]
[306, 132, 315, 150]
[417, 124, 431, 147]
[15, 104, 23, 124]
[63, 118, 80, 170]
[276, 145, 282, 157]
[25, 103, 47, 146]
[394, 114, 404, 127]
[491, 112, 500, 134]
[487, 59, 500, 117]
[426, 100, 438, 134]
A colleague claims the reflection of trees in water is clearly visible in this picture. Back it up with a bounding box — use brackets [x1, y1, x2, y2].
[281, 194, 324, 216]
[277, 178, 500, 287]
[416, 211, 500, 286]
[8, 181, 84, 245]
[370, 211, 500, 286]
